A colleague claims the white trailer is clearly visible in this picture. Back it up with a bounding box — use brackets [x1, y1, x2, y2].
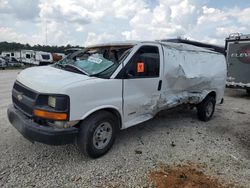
[20, 50, 53, 65]
[1, 51, 21, 60]
[226, 33, 250, 93]
[8, 40, 226, 158]
[1, 50, 53, 65]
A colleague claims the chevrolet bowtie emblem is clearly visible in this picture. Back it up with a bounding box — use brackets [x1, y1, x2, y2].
[17, 94, 23, 101]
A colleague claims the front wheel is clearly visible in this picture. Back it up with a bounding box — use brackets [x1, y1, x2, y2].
[197, 96, 216, 122]
[76, 111, 117, 158]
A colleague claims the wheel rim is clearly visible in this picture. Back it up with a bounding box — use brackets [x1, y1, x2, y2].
[206, 102, 214, 117]
[93, 122, 113, 150]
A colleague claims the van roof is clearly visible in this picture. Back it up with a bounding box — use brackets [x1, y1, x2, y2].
[86, 41, 138, 48]
[86, 39, 224, 54]
[161, 38, 225, 54]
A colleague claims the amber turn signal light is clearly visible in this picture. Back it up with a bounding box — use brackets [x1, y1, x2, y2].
[33, 109, 67, 121]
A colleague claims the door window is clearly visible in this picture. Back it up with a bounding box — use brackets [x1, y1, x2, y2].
[124, 46, 160, 78]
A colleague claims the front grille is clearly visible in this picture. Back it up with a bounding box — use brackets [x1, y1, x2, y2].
[12, 82, 37, 117]
[13, 82, 36, 99]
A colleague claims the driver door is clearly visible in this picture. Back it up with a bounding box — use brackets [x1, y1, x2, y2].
[121, 44, 163, 128]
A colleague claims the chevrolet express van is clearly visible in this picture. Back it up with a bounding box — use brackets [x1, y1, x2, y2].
[7, 41, 226, 158]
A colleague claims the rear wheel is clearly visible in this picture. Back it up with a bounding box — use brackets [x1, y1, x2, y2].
[76, 111, 117, 158]
[197, 96, 216, 122]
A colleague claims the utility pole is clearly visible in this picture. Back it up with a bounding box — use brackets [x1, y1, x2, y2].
[45, 19, 48, 45]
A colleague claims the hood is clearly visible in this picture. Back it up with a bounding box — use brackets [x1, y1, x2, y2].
[16, 65, 95, 93]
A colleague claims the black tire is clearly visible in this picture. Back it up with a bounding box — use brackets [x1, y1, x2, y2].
[246, 89, 250, 95]
[197, 96, 216, 122]
[76, 111, 118, 158]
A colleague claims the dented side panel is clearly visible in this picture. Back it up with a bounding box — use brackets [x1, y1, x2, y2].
[122, 78, 161, 128]
[160, 46, 226, 109]
[122, 43, 226, 129]
[122, 43, 164, 129]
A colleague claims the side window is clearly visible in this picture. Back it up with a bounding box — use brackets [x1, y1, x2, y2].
[125, 46, 159, 78]
[26, 54, 31, 59]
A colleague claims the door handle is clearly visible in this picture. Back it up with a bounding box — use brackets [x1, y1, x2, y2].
[158, 80, 162, 91]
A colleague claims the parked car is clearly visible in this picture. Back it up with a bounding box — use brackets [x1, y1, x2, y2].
[0, 57, 7, 69]
[7, 40, 226, 158]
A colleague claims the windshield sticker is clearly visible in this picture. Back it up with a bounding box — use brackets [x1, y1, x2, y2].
[88, 56, 103, 64]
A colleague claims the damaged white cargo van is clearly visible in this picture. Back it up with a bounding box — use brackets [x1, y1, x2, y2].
[7, 41, 226, 158]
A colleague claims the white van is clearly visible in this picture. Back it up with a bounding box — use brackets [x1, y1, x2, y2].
[7, 41, 226, 158]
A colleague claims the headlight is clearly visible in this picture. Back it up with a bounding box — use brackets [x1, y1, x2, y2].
[34, 94, 70, 121]
[36, 94, 69, 111]
[48, 96, 56, 108]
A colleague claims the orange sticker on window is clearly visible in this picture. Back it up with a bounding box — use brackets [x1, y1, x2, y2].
[137, 62, 144, 73]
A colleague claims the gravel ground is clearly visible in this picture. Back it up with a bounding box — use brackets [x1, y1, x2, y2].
[0, 69, 249, 188]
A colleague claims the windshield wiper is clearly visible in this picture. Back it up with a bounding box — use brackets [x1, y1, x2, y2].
[64, 64, 89, 76]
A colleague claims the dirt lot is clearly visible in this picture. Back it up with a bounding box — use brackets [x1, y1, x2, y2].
[0, 69, 249, 188]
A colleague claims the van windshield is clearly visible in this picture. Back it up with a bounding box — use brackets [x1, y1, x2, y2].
[55, 45, 133, 78]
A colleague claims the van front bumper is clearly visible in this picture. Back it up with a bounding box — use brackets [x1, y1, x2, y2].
[7, 105, 79, 145]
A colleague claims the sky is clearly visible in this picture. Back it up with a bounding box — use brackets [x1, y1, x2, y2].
[0, 0, 249, 46]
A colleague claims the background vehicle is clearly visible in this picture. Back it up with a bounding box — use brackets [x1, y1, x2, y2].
[1, 51, 21, 60]
[20, 50, 53, 65]
[1, 50, 53, 66]
[226, 33, 250, 94]
[4, 56, 24, 67]
[52, 53, 66, 62]
[7, 40, 226, 158]
[0, 57, 7, 69]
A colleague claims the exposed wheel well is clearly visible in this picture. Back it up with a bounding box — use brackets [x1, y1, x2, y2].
[207, 91, 216, 100]
[82, 108, 122, 130]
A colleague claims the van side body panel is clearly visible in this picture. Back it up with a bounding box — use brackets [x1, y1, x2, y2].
[159, 43, 226, 109]
[65, 42, 226, 129]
